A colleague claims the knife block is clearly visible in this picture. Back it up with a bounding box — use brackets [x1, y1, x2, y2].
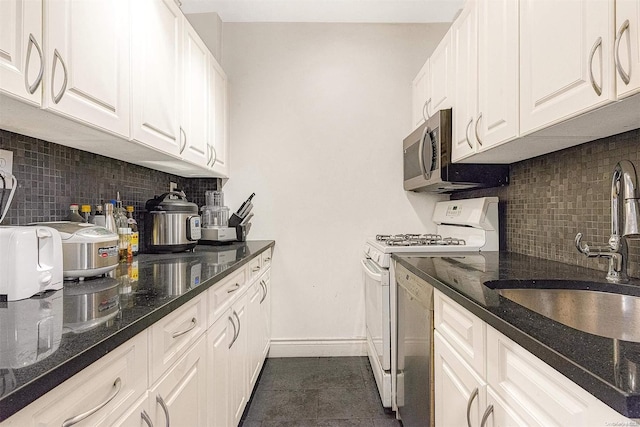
[229, 213, 244, 227]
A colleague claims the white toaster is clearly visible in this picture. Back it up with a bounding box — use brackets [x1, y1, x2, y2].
[0, 226, 64, 301]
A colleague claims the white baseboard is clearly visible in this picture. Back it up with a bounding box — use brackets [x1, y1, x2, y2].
[268, 338, 367, 357]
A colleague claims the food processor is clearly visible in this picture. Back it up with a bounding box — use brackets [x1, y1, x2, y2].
[200, 191, 236, 243]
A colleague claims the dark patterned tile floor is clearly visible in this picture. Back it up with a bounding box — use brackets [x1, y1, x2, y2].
[240, 357, 401, 427]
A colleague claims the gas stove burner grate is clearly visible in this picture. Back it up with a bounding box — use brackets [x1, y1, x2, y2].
[375, 234, 466, 247]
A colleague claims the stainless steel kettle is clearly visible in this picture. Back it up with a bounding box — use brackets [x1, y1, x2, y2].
[144, 192, 201, 253]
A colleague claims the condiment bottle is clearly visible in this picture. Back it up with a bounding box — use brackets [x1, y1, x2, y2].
[104, 202, 117, 234]
[93, 204, 106, 227]
[80, 205, 91, 223]
[67, 204, 84, 222]
[126, 206, 139, 256]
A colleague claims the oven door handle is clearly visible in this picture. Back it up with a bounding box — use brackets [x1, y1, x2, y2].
[361, 258, 382, 281]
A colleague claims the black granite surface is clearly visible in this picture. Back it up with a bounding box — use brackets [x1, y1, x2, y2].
[392, 251, 640, 418]
[0, 240, 274, 422]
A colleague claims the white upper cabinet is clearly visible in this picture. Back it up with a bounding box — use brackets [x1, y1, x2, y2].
[0, 0, 43, 106]
[411, 59, 430, 130]
[451, 0, 478, 161]
[427, 28, 454, 117]
[519, 0, 615, 135]
[476, 0, 519, 152]
[210, 56, 230, 177]
[44, 0, 131, 138]
[181, 23, 209, 167]
[131, 0, 182, 155]
[615, 0, 640, 98]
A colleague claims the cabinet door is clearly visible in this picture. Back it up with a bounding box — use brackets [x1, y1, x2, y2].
[484, 386, 528, 427]
[206, 313, 233, 427]
[247, 280, 263, 390]
[476, 0, 519, 151]
[434, 331, 486, 427]
[131, 0, 182, 155]
[229, 293, 249, 426]
[150, 336, 208, 427]
[0, 0, 43, 105]
[110, 392, 153, 427]
[210, 57, 229, 177]
[451, 0, 478, 162]
[259, 269, 271, 359]
[181, 22, 209, 166]
[616, 0, 640, 98]
[520, 0, 614, 134]
[427, 28, 454, 116]
[411, 59, 430, 129]
[44, 0, 130, 137]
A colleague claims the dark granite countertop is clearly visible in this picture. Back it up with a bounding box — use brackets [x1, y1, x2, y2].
[0, 240, 274, 422]
[392, 251, 640, 418]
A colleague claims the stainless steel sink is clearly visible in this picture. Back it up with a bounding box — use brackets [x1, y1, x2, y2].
[484, 280, 640, 342]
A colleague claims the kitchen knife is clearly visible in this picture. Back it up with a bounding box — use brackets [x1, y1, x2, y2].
[238, 202, 253, 219]
[240, 213, 253, 226]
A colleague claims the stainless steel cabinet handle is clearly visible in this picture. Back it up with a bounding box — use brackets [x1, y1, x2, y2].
[418, 125, 429, 179]
[264, 256, 271, 262]
[422, 98, 432, 122]
[211, 145, 217, 166]
[259, 280, 267, 304]
[51, 49, 68, 104]
[615, 20, 631, 85]
[588, 36, 603, 96]
[465, 117, 473, 149]
[227, 283, 240, 293]
[252, 266, 261, 272]
[156, 394, 170, 427]
[141, 410, 154, 427]
[480, 404, 494, 427]
[61, 378, 122, 427]
[171, 317, 197, 338]
[25, 33, 43, 94]
[233, 311, 241, 339]
[228, 313, 238, 349]
[466, 387, 479, 427]
[179, 127, 187, 154]
[474, 113, 483, 147]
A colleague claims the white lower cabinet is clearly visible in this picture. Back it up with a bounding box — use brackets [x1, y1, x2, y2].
[2, 251, 273, 427]
[149, 335, 208, 427]
[434, 289, 633, 427]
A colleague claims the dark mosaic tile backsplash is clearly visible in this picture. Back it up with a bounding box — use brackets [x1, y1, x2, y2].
[454, 128, 640, 279]
[0, 129, 219, 250]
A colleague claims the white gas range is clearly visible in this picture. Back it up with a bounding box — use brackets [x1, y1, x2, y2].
[361, 197, 499, 409]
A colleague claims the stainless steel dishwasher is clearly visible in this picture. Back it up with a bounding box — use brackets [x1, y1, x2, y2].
[395, 261, 434, 427]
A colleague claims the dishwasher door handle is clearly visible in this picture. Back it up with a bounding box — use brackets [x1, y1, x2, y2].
[361, 258, 382, 281]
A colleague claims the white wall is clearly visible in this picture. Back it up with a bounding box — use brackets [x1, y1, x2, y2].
[222, 23, 449, 356]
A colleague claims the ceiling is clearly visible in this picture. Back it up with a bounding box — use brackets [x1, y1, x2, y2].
[180, 0, 464, 23]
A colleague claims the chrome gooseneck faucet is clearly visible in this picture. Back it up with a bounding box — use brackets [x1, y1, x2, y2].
[575, 160, 640, 283]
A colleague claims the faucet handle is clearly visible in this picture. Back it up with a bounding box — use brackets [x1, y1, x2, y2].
[575, 233, 590, 255]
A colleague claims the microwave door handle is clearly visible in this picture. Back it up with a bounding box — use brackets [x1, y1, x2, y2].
[418, 126, 430, 179]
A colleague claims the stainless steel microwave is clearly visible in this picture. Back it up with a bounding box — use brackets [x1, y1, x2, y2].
[403, 109, 509, 193]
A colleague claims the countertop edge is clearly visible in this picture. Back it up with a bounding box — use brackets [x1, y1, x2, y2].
[0, 240, 275, 422]
[392, 254, 640, 419]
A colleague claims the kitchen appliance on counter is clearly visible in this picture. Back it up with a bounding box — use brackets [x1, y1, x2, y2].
[152, 258, 202, 297]
[200, 192, 254, 244]
[145, 191, 202, 253]
[361, 197, 499, 416]
[63, 277, 120, 334]
[35, 222, 118, 280]
[0, 225, 63, 301]
[403, 109, 509, 193]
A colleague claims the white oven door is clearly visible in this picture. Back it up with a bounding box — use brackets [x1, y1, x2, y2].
[362, 257, 390, 370]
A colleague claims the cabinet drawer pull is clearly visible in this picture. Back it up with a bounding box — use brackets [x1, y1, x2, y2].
[233, 311, 241, 339]
[615, 19, 631, 85]
[480, 404, 494, 427]
[422, 98, 432, 121]
[61, 377, 122, 427]
[228, 314, 238, 349]
[227, 283, 240, 293]
[252, 266, 261, 272]
[141, 410, 154, 427]
[264, 256, 271, 262]
[51, 48, 68, 104]
[588, 36, 603, 96]
[172, 317, 197, 338]
[466, 387, 479, 427]
[259, 280, 268, 304]
[156, 394, 170, 427]
[211, 145, 217, 166]
[465, 117, 473, 149]
[25, 33, 44, 94]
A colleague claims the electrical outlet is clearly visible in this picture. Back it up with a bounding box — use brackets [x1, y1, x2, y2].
[0, 149, 14, 189]
[169, 181, 178, 192]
